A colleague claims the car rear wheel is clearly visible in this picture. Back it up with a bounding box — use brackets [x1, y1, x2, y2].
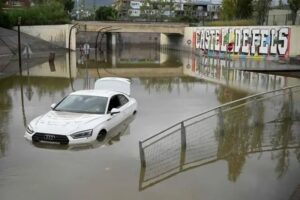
[97, 129, 107, 142]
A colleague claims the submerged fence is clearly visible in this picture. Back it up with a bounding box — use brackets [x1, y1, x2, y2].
[138, 84, 300, 190]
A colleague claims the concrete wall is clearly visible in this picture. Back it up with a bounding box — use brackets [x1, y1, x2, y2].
[77, 21, 186, 35]
[25, 52, 77, 78]
[182, 26, 300, 57]
[15, 24, 77, 50]
[289, 26, 300, 57]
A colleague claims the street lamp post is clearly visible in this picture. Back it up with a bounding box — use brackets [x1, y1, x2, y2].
[69, 23, 79, 53]
[18, 17, 22, 75]
[95, 26, 112, 52]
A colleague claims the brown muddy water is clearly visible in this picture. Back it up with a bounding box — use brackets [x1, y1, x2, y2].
[0, 46, 300, 200]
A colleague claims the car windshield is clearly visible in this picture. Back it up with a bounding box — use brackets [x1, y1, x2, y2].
[54, 95, 108, 114]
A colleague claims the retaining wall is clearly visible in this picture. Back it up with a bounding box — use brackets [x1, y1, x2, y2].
[14, 24, 76, 50]
[183, 26, 300, 57]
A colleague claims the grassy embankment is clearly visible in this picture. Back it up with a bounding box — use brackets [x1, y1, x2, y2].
[0, 2, 69, 28]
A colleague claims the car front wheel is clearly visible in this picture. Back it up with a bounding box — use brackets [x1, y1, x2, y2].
[97, 129, 107, 142]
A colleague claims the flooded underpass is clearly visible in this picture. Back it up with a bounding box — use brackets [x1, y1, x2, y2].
[0, 44, 300, 200]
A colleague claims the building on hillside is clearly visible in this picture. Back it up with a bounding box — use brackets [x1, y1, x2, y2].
[266, 1, 300, 25]
[114, 0, 144, 20]
[73, 0, 93, 20]
[128, 1, 142, 17]
[114, 0, 221, 21]
[268, 9, 300, 25]
[174, 0, 220, 20]
[114, 0, 138, 19]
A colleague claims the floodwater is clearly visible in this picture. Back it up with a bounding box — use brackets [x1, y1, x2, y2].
[0, 45, 300, 200]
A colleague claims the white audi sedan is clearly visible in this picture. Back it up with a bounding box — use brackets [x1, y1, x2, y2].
[24, 77, 137, 145]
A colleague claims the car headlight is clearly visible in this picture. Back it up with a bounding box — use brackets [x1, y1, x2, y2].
[26, 124, 34, 134]
[71, 129, 93, 139]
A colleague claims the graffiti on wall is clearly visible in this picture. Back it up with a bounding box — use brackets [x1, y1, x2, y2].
[193, 27, 290, 57]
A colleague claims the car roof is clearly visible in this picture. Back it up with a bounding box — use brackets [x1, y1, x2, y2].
[70, 90, 121, 98]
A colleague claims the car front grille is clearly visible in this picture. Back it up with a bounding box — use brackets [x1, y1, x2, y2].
[32, 132, 69, 144]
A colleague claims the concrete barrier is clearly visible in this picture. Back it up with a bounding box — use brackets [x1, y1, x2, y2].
[14, 24, 76, 50]
[13, 24, 300, 59]
[76, 21, 186, 35]
[183, 26, 300, 58]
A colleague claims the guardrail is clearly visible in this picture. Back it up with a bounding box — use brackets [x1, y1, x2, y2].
[138, 84, 300, 190]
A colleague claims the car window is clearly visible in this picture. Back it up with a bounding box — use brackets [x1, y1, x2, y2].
[118, 94, 129, 106]
[107, 95, 121, 113]
[54, 95, 108, 114]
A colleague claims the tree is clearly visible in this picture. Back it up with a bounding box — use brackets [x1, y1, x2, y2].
[63, 0, 75, 13]
[0, 0, 11, 28]
[54, 0, 74, 13]
[279, 0, 283, 8]
[255, 0, 272, 25]
[141, 0, 175, 22]
[288, 0, 300, 25]
[155, 0, 172, 21]
[236, 0, 253, 19]
[221, 0, 237, 20]
[23, 0, 31, 6]
[184, 0, 194, 18]
[140, 0, 153, 20]
[175, 0, 199, 23]
[95, 6, 117, 21]
[0, 0, 4, 9]
[33, 0, 74, 13]
[221, 0, 253, 20]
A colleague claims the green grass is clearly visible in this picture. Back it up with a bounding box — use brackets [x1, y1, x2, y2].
[205, 19, 257, 26]
[1, 2, 69, 28]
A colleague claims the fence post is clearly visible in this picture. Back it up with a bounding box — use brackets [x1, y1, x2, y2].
[181, 122, 186, 149]
[218, 108, 224, 136]
[139, 141, 146, 168]
[252, 98, 259, 126]
[17, 17, 22, 75]
[289, 88, 294, 120]
[180, 121, 186, 170]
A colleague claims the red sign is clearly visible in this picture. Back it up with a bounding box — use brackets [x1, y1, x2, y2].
[227, 43, 233, 52]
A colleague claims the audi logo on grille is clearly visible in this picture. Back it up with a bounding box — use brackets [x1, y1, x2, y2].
[44, 135, 55, 140]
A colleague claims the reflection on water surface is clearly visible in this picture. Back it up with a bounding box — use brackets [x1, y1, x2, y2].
[139, 86, 300, 191]
[0, 45, 300, 200]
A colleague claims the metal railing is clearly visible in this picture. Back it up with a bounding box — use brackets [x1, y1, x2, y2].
[138, 84, 300, 190]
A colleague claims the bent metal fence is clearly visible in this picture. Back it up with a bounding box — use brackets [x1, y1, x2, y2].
[138, 84, 300, 190]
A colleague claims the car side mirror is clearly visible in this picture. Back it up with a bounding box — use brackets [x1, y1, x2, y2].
[50, 103, 56, 110]
[111, 108, 120, 115]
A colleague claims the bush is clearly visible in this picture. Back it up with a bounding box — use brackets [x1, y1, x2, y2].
[205, 19, 256, 26]
[5, 2, 69, 26]
[177, 16, 199, 23]
[95, 6, 117, 21]
[0, 11, 11, 28]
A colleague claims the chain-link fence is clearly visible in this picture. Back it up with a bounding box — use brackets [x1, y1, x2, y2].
[267, 10, 300, 26]
[139, 85, 300, 190]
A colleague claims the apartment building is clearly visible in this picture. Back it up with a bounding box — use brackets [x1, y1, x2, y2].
[114, 0, 220, 21]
